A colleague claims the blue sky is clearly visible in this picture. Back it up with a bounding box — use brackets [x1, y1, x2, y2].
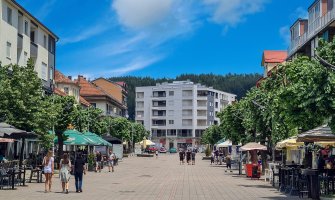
[18, 0, 313, 78]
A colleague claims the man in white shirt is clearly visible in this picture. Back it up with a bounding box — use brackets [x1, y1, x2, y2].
[108, 150, 116, 172]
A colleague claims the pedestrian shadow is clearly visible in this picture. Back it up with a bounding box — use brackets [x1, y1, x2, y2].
[237, 184, 276, 189]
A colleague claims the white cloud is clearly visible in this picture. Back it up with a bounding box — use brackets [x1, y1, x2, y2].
[108, 55, 163, 76]
[203, 0, 268, 26]
[293, 7, 308, 19]
[112, 0, 172, 29]
[279, 26, 290, 46]
[60, 24, 111, 45]
[35, 0, 57, 20]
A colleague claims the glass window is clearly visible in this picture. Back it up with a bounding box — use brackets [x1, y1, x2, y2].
[24, 21, 28, 35]
[43, 35, 47, 48]
[41, 62, 47, 81]
[64, 87, 69, 94]
[7, 7, 12, 25]
[49, 68, 53, 80]
[169, 120, 174, 124]
[6, 42, 11, 58]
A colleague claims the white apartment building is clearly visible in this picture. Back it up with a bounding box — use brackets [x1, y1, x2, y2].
[0, 0, 58, 93]
[135, 81, 236, 149]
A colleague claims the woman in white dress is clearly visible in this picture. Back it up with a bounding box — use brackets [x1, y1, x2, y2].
[59, 153, 71, 194]
[42, 150, 54, 193]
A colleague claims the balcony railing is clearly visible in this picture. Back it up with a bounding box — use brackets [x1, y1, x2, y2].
[289, 8, 335, 56]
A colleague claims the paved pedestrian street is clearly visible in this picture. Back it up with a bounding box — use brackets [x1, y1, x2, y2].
[0, 154, 299, 200]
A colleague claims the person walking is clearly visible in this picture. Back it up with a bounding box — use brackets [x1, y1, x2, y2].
[179, 150, 184, 165]
[108, 150, 116, 172]
[96, 151, 102, 172]
[59, 153, 72, 194]
[42, 150, 54, 193]
[225, 154, 232, 172]
[155, 149, 159, 159]
[191, 150, 196, 165]
[210, 151, 214, 165]
[186, 150, 191, 165]
[74, 152, 86, 193]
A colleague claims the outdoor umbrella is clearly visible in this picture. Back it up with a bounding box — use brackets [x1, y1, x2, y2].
[240, 142, 267, 151]
[0, 138, 14, 143]
[297, 125, 335, 142]
[84, 132, 112, 147]
[275, 136, 304, 150]
[140, 139, 155, 146]
[0, 122, 37, 167]
[54, 130, 95, 146]
[217, 140, 232, 148]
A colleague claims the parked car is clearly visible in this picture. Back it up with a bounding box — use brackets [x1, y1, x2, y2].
[169, 147, 177, 153]
[159, 147, 167, 153]
[147, 146, 158, 153]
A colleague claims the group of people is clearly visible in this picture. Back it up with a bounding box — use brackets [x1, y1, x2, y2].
[179, 149, 196, 165]
[42, 149, 116, 194]
[210, 150, 232, 172]
[95, 151, 116, 173]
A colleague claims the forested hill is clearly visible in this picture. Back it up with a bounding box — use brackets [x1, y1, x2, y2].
[109, 73, 262, 120]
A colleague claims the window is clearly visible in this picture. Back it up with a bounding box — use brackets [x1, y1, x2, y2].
[7, 7, 12, 25]
[43, 35, 47, 48]
[41, 62, 47, 80]
[49, 68, 53, 80]
[23, 51, 28, 64]
[6, 42, 11, 59]
[169, 91, 174, 96]
[24, 21, 28, 35]
[91, 103, 97, 108]
[63, 87, 69, 94]
[169, 120, 174, 125]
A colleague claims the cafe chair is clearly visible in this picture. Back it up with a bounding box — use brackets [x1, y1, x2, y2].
[298, 174, 309, 198]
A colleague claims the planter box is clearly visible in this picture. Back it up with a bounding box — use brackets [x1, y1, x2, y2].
[137, 154, 154, 157]
[202, 156, 212, 160]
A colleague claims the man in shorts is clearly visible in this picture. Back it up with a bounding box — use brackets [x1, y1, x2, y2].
[108, 150, 116, 172]
[96, 151, 102, 172]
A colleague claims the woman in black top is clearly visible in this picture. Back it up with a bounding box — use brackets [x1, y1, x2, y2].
[186, 150, 191, 165]
[74, 152, 86, 193]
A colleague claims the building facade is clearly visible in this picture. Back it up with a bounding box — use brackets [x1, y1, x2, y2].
[92, 78, 128, 117]
[0, 0, 58, 93]
[288, 0, 335, 59]
[135, 81, 236, 149]
[76, 75, 126, 117]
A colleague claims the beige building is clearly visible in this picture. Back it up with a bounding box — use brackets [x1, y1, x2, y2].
[0, 0, 58, 93]
[76, 75, 126, 117]
[92, 78, 128, 117]
[261, 50, 287, 77]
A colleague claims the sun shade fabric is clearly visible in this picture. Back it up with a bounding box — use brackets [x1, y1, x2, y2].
[139, 139, 155, 146]
[276, 137, 304, 150]
[217, 140, 232, 148]
[0, 138, 14, 143]
[0, 122, 37, 139]
[240, 142, 267, 151]
[297, 125, 335, 142]
[83, 132, 112, 147]
[54, 130, 97, 146]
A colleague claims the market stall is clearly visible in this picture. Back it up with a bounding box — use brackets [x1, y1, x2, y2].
[240, 142, 267, 178]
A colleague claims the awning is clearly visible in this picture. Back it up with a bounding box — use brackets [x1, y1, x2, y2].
[276, 136, 303, 150]
[0, 122, 37, 139]
[54, 130, 97, 146]
[102, 135, 122, 144]
[240, 142, 267, 151]
[140, 139, 155, 146]
[83, 132, 112, 147]
[0, 138, 14, 143]
[217, 140, 232, 148]
[297, 125, 335, 142]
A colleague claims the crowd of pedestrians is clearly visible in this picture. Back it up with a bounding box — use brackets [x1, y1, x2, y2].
[179, 148, 196, 165]
[41, 149, 118, 194]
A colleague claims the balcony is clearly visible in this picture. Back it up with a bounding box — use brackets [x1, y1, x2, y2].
[17, 33, 23, 49]
[289, 8, 335, 57]
[30, 42, 38, 58]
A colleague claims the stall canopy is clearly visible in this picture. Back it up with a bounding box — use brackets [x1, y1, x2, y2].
[217, 140, 232, 148]
[0, 122, 37, 139]
[102, 135, 122, 144]
[240, 142, 267, 151]
[54, 130, 97, 146]
[297, 125, 335, 142]
[276, 136, 304, 150]
[0, 138, 14, 143]
[83, 132, 112, 147]
[140, 139, 155, 146]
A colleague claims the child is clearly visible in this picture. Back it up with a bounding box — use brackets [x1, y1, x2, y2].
[155, 150, 158, 159]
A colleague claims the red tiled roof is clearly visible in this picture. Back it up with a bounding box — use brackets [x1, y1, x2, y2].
[55, 70, 76, 84]
[53, 88, 67, 97]
[79, 96, 91, 107]
[75, 76, 105, 96]
[262, 50, 287, 64]
[115, 81, 126, 87]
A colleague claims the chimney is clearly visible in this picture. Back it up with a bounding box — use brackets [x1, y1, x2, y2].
[68, 76, 72, 80]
